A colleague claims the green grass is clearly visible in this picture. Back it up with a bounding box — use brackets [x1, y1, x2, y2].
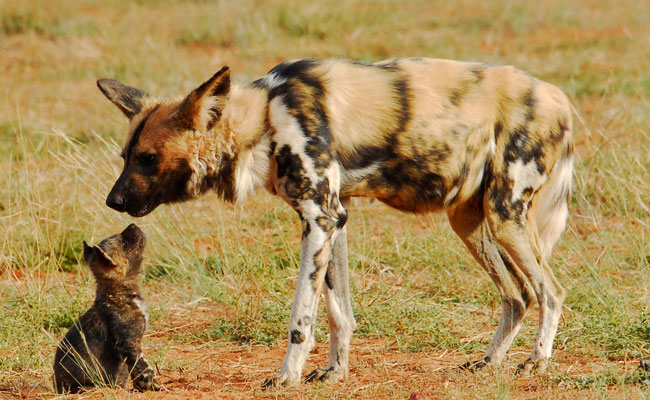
[1, 0, 650, 398]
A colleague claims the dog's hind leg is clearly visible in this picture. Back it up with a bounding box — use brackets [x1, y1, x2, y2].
[483, 155, 570, 373]
[306, 197, 356, 384]
[448, 192, 536, 369]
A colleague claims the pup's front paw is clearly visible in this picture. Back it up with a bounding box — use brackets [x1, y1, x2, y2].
[132, 369, 162, 391]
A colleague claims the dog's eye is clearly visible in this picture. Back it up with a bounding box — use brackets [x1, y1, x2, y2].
[121, 239, 127, 248]
[138, 153, 157, 167]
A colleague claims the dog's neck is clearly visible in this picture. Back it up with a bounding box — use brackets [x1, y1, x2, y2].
[94, 276, 141, 304]
[189, 84, 271, 203]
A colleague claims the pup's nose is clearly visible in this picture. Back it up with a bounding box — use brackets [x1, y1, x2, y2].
[106, 193, 125, 211]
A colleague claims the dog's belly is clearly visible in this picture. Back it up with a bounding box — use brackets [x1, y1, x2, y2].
[337, 126, 492, 213]
[339, 153, 479, 213]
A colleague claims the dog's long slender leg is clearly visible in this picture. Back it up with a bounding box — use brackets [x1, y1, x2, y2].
[448, 193, 535, 369]
[264, 197, 341, 387]
[305, 197, 356, 383]
[334, 197, 357, 331]
[484, 161, 567, 372]
[487, 217, 565, 373]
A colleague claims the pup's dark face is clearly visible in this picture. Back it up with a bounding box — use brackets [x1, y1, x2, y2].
[97, 67, 231, 217]
[83, 224, 146, 281]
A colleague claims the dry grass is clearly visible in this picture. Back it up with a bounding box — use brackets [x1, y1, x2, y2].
[1, 0, 650, 398]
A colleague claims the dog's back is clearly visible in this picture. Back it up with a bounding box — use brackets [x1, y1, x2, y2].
[255, 58, 571, 214]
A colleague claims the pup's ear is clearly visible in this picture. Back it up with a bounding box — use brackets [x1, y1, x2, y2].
[82, 241, 94, 264]
[83, 241, 117, 267]
[97, 79, 149, 120]
[178, 66, 231, 131]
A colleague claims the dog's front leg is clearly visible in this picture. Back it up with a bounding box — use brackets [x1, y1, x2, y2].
[263, 199, 338, 387]
[306, 197, 355, 384]
[122, 343, 161, 391]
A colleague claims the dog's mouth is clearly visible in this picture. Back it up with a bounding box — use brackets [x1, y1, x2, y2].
[128, 204, 155, 218]
[122, 191, 164, 218]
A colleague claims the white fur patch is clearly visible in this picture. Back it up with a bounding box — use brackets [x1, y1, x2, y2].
[323, 163, 341, 192]
[535, 153, 573, 260]
[508, 159, 547, 203]
[488, 138, 497, 156]
[234, 135, 271, 203]
[444, 185, 460, 206]
[340, 163, 379, 187]
[133, 297, 148, 330]
[258, 72, 287, 89]
[470, 166, 485, 193]
[268, 98, 323, 194]
[269, 98, 307, 149]
[196, 96, 221, 130]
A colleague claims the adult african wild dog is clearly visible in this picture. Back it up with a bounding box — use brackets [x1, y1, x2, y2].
[97, 58, 573, 386]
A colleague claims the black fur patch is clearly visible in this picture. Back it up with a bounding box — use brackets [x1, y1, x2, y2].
[494, 120, 504, 139]
[336, 141, 395, 171]
[267, 60, 333, 179]
[549, 117, 569, 145]
[309, 247, 329, 283]
[448, 65, 485, 107]
[503, 124, 546, 175]
[336, 211, 348, 229]
[301, 217, 312, 240]
[391, 77, 411, 135]
[269, 140, 277, 157]
[275, 145, 312, 200]
[160, 157, 195, 204]
[488, 175, 519, 221]
[522, 88, 536, 122]
[324, 265, 334, 290]
[290, 329, 305, 344]
[125, 106, 159, 164]
[269, 59, 319, 80]
[348, 59, 400, 72]
[316, 216, 336, 233]
[200, 153, 237, 203]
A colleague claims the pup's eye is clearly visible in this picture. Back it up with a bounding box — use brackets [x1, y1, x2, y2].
[121, 239, 127, 248]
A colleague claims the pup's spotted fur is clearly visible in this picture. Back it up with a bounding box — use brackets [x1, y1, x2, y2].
[98, 57, 573, 385]
[53, 224, 161, 393]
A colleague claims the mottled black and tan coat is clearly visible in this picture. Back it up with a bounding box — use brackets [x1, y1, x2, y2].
[53, 224, 160, 393]
[97, 57, 573, 386]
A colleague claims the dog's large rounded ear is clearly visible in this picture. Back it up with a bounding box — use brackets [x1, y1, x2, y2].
[177, 66, 231, 130]
[97, 79, 149, 120]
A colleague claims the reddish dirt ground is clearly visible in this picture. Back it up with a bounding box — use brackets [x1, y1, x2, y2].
[1, 288, 645, 400]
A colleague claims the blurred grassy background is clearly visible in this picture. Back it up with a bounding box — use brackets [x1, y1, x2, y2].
[0, 0, 649, 397]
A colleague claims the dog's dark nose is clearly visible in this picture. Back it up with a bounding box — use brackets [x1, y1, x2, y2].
[106, 193, 125, 211]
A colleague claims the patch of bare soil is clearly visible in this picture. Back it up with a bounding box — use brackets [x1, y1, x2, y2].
[2, 286, 645, 400]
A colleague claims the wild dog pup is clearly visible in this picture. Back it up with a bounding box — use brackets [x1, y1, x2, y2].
[53, 224, 160, 393]
[97, 58, 573, 386]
